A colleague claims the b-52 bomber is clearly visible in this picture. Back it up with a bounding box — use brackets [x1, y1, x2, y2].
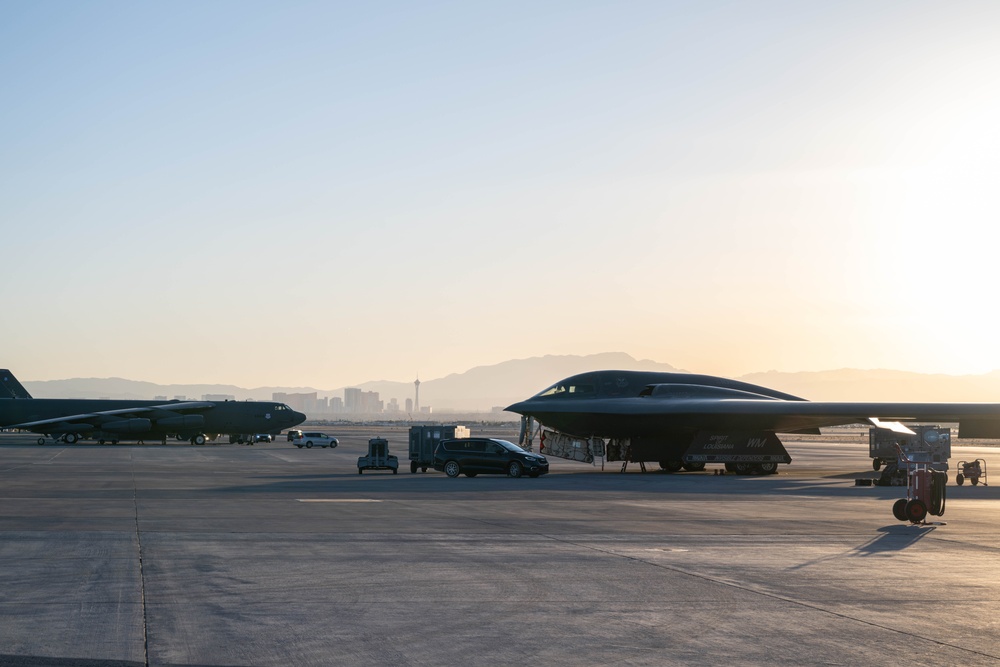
[0, 370, 306, 445]
[506, 370, 1000, 473]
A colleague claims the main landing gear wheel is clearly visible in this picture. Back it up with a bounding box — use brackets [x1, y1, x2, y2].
[892, 498, 908, 521]
[444, 461, 461, 478]
[64, 433, 78, 444]
[904, 499, 928, 524]
[37, 437, 45, 446]
[659, 460, 683, 472]
[507, 461, 524, 478]
[192, 434, 207, 446]
[682, 462, 706, 472]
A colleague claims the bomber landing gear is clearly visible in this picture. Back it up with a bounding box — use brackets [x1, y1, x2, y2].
[190, 434, 207, 446]
[724, 462, 779, 475]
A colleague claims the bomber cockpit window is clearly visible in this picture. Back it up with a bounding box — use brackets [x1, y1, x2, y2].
[536, 382, 595, 397]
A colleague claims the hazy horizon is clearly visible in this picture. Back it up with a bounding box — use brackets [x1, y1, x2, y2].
[4, 2, 999, 388]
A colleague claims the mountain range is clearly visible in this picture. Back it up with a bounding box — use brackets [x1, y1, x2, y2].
[19, 353, 1000, 410]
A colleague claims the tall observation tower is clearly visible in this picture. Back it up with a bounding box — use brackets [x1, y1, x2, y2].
[414, 377, 420, 413]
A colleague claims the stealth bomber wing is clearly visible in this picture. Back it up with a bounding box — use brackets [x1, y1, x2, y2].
[505, 370, 1000, 471]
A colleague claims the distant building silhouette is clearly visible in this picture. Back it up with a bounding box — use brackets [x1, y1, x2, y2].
[344, 387, 361, 412]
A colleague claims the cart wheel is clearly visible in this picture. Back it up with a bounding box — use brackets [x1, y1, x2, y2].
[892, 498, 908, 521]
[904, 499, 927, 523]
[873, 458, 882, 471]
[956, 474, 965, 486]
[410, 461, 418, 473]
[972, 477, 979, 486]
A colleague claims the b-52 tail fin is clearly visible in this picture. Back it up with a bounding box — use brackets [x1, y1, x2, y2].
[0, 370, 32, 399]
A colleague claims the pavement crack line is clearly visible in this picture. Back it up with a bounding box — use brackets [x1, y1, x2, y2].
[0, 448, 69, 473]
[546, 534, 1000, 661]
[130, 452, 151, 667]
[371, 499, 1000, 660]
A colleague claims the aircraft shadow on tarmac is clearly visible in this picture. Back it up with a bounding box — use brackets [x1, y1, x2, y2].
[194, 467, 1000, 499]
[217, 471, 849, 496]
[0, 657, 245, 667]
[0, 655, 145, 667]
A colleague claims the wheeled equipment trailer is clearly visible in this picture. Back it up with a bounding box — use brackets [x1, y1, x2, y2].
[891, 444, 947, 524]
[956, 459, 988, 486]
[358, 437, 398, 475]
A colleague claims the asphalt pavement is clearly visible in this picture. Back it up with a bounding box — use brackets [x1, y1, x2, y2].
[1, 426, 999, 666]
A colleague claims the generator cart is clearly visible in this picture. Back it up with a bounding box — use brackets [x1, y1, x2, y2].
[891, 444, 947, 524]
[956, 459, 988, 486]
[408, 425, 470, 473]
[357, 437, 398, 474]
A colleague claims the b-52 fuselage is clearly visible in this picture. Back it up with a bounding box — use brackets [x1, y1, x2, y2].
[0, 370, 306, 445]
[506, 370, 1000, 472]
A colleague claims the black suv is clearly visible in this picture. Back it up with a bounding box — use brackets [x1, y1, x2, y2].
[433, 438, 549, 478]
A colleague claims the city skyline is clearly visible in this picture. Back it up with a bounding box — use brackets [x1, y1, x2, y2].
[3, 2, 999, 387]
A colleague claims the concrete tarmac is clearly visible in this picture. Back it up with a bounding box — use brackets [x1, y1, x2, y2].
[1, 426, 1000, 666]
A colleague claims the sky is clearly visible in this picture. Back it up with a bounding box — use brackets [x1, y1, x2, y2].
[2, 1, 1000, 388]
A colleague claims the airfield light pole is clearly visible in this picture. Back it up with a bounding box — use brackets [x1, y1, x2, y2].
[414, 377, 420, 414]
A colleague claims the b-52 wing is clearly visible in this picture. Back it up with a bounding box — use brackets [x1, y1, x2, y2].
[9, 401, 215, 434]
